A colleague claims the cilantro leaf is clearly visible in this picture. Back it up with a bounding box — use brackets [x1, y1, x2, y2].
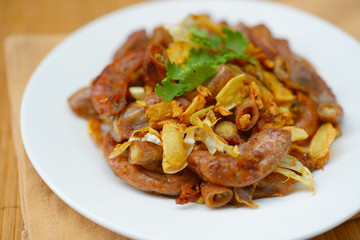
[165, 61, 186, 80]
[155, 62, 217, 100]
[222, 28, 248, 55]
[187, 48, 220, 66]
[155, 26, 256, 101]
[188, 27, 221, 50]
[188, 27, 252, 62]
[180, 62, 217, 92]
[154, 77, 188, 101]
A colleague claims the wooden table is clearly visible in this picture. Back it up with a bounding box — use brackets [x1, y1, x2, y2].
[0, 0, 359, 239]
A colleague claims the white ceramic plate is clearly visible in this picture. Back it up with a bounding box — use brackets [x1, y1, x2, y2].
[21, 1, 360, 239]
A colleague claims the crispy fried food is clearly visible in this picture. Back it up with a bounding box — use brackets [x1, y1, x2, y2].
[294, 91, 319, 139]
[128, 86, 146, 100]
[275, 155, 315, 194]
[245, 23, 343, 123]
[113, 29, 148, 60]
[289, 145, 316, 171]
[234, 184, 258, 208]
[214, 121, 243, 145]
[103, 133, 199, 196]
[145, 100, 183, 121]
[187, 128, 291, 187]
[142, 44, 168, 89]
[310, 123, 336, 161]
[111, 93, 161, 142]
[166, 42, 191, 65]
[200, 182, 233, 208]
[70, 14, 343, 208]
[282, 126, 308, 142]
[253, 173, 296, 199]
[204, 65, 236, 101]
[181, 86, 211, 124]
[68, 87, 98, 119]
[235, 97, 260, 131]
[262, 71, 295, 103]
[176, 184, 201, 205]
[88, 118, 103, 146]
[150, 26, 173, 48]
[161, 120, 187, 174]
[215, 74, 247, 115]
[290, 57, 343, 123]
[190, 107, 240, 157]
[129, 141, 163, 165]
[91, 51, 145, 116]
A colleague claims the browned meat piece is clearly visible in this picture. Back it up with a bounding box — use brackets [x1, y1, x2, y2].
[290, 57, 343, 122]
[113, 30, 148, 60]
[111, 93, 162, 142]
[294, 91, 319, 139]
[111, 102, 148, 141]
[200, 182, 233, 208]
[142, 44, 168, 89]
[245, 24, 343, 122]
[129, 141, 163, 165]
[214, 121, 244, 145]
[234, 184, 257, 208]
[103, 133, 199, 196]
[246, 24, 278, 60]
[289, 147, 316, 172]
[253, 172, 296, 199]
[274, 39, 293, 69]
[91, 51, 145, 116]
[149, 27, 173, 48]
[174, 97, 191, 111]
[187, 128, 291, 187]
[141, 161, 163, 173]
[176, 184, 200, 205]
[235, 97, 260, 131]
[68, 87, 98, 119]
[204, 65, 236, 101]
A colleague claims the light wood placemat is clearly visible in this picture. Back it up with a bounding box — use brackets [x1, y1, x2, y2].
[4, 34, 130, 240]
[4, 34, 360, 240]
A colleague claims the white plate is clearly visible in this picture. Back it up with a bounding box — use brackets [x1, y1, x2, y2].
[21, 1, 360, 239]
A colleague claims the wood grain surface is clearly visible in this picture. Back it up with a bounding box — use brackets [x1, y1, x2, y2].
[1, 0, 359, 239]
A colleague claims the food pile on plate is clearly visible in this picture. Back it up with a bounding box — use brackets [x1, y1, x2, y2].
[68, 14, 343, 208]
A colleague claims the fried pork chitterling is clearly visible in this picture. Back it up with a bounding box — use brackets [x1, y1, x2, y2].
[68, 14, 342, 208]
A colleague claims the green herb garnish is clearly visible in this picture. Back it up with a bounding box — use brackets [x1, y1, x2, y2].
[155, 26, 253, 101]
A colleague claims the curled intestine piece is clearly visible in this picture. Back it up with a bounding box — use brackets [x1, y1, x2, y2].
[253, 172, 296, 199]
[214, 121, 244, 145]
[204, 65, 236, 102]
[294, 91, 319, 139]
[187, 128, 291, 187]
[103, 133, 199, 196]
[68, 87, 98, 119]
[128, 141, 163, 166]
[142, 44, 168, 89]
[113, 29, 148, 60]
[234, 184, 258, 208]
[200, 182, 233, 208]
[245, 24, 278, 60]
[150, 26, 173, 48]
[235, 97, 260, 131]
[91, 51, 145, 116]
[111, 93, 161, 142]
[290, 57, 343, 122]
[243, 23, 343, 123]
